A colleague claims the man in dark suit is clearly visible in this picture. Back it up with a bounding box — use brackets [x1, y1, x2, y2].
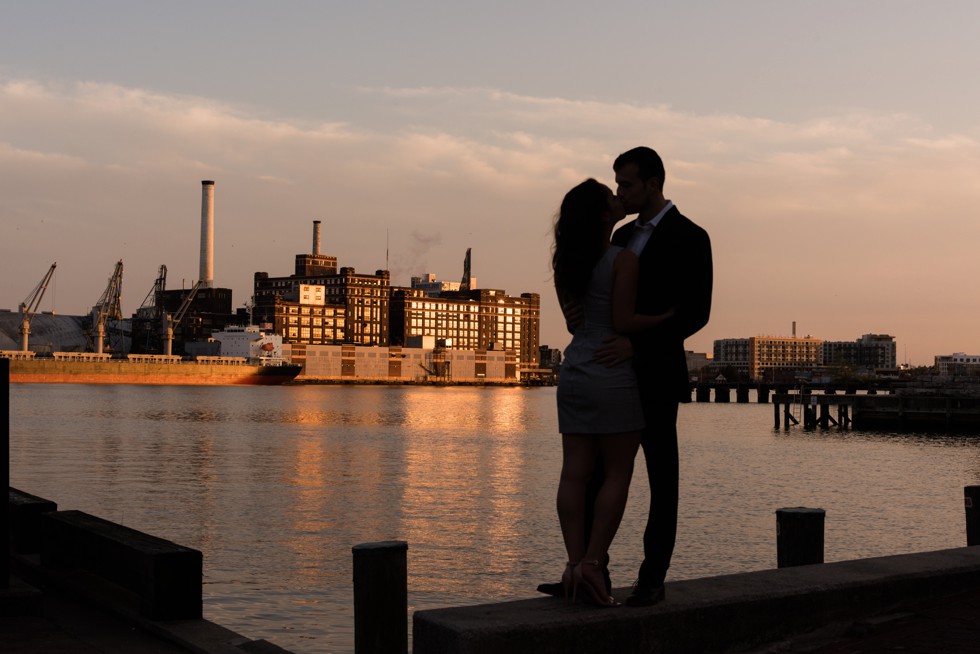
[538, 147, 711, 604]
[603, 146, 713, 605]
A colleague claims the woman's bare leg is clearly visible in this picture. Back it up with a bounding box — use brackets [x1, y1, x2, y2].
[557, 433, 598, 565]
[580, 431, 641, 590]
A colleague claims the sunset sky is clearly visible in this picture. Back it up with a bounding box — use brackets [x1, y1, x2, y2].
[3, 1, 980, 365]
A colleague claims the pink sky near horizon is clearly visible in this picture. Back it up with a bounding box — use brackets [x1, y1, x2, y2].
[4, 3, 980, 366]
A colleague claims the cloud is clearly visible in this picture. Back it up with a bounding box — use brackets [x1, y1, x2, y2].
[2, 78, 980, 364]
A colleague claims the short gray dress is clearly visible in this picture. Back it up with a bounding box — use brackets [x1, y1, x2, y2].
[557, 246, 645, 434]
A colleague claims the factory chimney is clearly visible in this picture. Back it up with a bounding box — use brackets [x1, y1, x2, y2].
[460, 248, 472, 291]
[792, 321, 797, 338]
[200, 180, 215, 288]
[313, 220, 322, 256]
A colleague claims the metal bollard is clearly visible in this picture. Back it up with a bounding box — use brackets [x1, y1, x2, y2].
[776, 507, 825, 567]
[353, 540, 408, 654]
[965, 487, 980, 546]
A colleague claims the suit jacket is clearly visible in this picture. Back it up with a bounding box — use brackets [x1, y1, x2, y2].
[611, 205, 712, 402]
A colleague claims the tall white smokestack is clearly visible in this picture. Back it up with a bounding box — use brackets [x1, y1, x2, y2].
[200, 180, 214, 288]
[313, 220, 321, 256]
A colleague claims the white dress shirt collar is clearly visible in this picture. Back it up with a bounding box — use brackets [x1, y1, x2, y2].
[627, 200, 673, 255]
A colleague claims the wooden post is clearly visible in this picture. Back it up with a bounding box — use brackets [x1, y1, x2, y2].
[715, 385, 731, 403]
[819, 403, 830, 429]
[784, 402, 797, 429]
[736, 385, 750, 403]
[2, 358, 9, 588]
[803, 403, 815, 430]
[758, 385, 771, 403]
[353, 541, 408, 654]
[774, 400, 780, 429]
[965, 487, 980, 546]
[776, 507, 824, 567]
[696, 385, 711, 402]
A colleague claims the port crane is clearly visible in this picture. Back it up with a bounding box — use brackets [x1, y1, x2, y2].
[136, 265, 168, 321]
[131, 265, 168, 353]
[162, 279, 204, 356]
[88, 260, 125, 354]
[18, 262, 57, 352]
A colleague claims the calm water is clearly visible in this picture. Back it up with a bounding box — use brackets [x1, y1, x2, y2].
[9, 385, 980, 653]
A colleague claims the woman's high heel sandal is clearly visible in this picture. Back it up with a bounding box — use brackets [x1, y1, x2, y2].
[573, 560, 621, 607]
[561, 561, 576, 600]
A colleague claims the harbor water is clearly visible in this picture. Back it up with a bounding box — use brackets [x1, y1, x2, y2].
[9, 385, 980, 653]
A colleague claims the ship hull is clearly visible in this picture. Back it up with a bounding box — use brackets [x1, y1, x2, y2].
[7, 358, 301, 386]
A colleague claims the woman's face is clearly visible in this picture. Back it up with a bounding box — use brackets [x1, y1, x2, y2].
[604, 186, 626, 223]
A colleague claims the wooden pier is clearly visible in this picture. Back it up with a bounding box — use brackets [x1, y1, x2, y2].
[773, 393, 857, 430]
[772, 392, 980, 432]
[689, 381, 980, 432]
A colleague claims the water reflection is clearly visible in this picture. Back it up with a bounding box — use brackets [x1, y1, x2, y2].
[9, 386, 980, 654]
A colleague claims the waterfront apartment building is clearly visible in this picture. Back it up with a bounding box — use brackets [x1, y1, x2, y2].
[823, 334, 897, 369]
[714, 335, 823, 381]
[935, 353, 980, 377]
[713, 339, 751, 378]
[714, 333, 898, 381]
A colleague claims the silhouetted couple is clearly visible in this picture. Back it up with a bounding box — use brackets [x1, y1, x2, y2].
[545, 147, 712, 607]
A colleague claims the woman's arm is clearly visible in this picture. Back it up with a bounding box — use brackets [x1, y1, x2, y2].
[555, 285, 583, 335]
[612, 249, 674, 333]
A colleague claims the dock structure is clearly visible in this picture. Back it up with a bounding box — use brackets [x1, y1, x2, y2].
[773, 392, 857, 430]
[773, 391, 980, 432]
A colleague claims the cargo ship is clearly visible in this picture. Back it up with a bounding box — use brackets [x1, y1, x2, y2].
[2, 326, 302, 386]
[1, 351, 301, 385]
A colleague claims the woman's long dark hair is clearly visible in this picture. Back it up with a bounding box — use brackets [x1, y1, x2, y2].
[552, 178, 608, 299]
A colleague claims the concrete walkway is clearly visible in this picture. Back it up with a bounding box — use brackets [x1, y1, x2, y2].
[746, 584, 980, 653]
[413, 546, 980, 653]
[1, 571, 293, 654]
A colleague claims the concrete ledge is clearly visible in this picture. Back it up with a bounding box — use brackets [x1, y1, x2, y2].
[40, 510, 203, 620]
[413, 546, 980, 654]
[0, 573, 42, 617]
[9, 557, 295, 654]
[8, 487, 57, 554]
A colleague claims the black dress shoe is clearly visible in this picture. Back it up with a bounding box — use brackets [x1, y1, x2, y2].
[537, 581, 566, 597]
[625, 583, 665, 607]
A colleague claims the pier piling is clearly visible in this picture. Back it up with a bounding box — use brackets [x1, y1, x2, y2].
[776, 507, 825, 567]
[353, 540, 408, 654]
[965, 487, 980, 546]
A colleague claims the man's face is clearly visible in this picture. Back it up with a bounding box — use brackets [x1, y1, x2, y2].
[615, 163, 655, 215]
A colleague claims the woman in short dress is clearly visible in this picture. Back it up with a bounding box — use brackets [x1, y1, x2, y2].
[552, 178, 673, 606]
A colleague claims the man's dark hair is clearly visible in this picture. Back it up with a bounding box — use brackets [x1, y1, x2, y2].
[614, 147, 665, 190]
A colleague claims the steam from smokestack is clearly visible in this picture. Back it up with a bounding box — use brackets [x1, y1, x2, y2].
[200, 180, 214, 288]
[313, 220, 321, 256]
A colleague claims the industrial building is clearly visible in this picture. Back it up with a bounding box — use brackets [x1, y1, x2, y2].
[255, 222, 541, 378]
